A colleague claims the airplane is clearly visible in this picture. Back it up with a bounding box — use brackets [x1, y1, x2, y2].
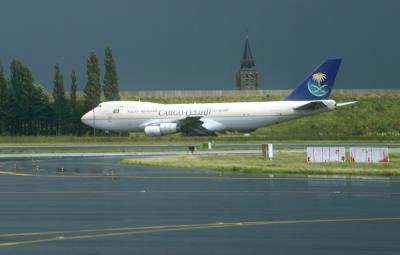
[81, 58, 356, 136]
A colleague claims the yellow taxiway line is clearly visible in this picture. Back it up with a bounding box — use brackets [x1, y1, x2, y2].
[1, 217, 400, 247]
[0, 171, 33, 177]
[1, 165, 399, 183]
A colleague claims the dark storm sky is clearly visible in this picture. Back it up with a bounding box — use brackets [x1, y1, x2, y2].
[0, 0, 399, 91]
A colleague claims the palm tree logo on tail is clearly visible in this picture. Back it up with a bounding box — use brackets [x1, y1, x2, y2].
[308, 72, 329, 97]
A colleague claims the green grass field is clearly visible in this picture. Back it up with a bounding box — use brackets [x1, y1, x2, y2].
[123, 152, 400, 177]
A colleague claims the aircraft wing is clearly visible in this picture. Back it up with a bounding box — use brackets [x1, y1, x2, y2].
[142, 116, 213, 136]
[176, 116, 213, 136]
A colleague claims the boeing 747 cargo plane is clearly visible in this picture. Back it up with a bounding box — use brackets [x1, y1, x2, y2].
[81, 59, 356, 136]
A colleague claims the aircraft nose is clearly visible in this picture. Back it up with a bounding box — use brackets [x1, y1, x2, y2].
[81, 110, 93, 126]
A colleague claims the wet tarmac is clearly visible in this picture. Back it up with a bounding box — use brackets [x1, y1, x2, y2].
[1, 158, 400, 254]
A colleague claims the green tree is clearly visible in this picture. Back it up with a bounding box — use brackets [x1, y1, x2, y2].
[103, 47, 120, 101]
[31, 84, 51, 135]
[0, 64, 6, 98]
[0, 64, 7, 133]
[84, 51, 101, 110]
[52, 63, 69, 135]
[9, 59, 35, 135]
[2, 83, 16, 135]
[70, 69, 80, 134]
[70, 69, 77, 110]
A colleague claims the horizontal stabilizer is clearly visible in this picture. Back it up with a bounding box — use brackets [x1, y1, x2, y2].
[294, 101, 328, 111]
[336, 101, 358, 107]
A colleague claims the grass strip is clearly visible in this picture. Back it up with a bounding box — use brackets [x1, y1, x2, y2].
[123, 153, 400, 176]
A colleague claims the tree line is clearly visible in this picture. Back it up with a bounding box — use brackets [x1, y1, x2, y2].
[0, 47, 120, 136]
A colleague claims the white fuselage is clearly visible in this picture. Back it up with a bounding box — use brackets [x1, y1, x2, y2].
[81, 100, 337, 134]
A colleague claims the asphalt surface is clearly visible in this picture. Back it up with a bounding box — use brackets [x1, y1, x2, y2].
[0, 143, 398, 160]
[0, 149, 262, 160]
[1, 148, 399, 160]
[0, 142, 399, 150]
[1, 158, 400, 254]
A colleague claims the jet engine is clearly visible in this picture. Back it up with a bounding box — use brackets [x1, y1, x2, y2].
[144, 123, 178, 137]
[144, 126, 161, 137]
[159, 123, 178, 134]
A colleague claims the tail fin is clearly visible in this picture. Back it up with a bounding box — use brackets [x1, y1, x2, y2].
[285, 58, 342, 101]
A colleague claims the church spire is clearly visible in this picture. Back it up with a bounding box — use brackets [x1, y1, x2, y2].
[236, 32, 260, 90]
[241, 33, 255, 68]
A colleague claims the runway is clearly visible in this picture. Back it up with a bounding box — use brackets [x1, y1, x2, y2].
[0, 142, 398, 151]
[0, 149, 263, 160]
[0, 143, 398, 160]
[1, 158, 400, 254]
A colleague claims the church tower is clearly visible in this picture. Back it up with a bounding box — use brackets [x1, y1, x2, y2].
[236, 35, 259, 90]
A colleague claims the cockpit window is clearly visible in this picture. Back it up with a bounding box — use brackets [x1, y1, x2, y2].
[113, 109, 119, 114]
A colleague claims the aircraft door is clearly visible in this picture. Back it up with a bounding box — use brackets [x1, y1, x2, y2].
[108, 108, 120, 123]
